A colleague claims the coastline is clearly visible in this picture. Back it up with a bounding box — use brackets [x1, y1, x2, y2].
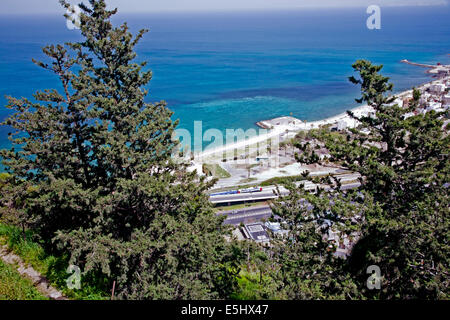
[255, 74, 449, 132]
[196, 74, 449, 161]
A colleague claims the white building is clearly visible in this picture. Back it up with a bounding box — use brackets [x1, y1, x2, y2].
[403, 112, 415, 119]
[445, 80, 450, 88]
[265, 221, 289, 237]
[429, 83, 446, 94]
[360, 128, 371, 135]
[337, 120, 348, 131]
[443, 94, 450, 107]
[388, 98, 404, 108]
[426, 102, 444, 113]
[419, 92, 431, 106]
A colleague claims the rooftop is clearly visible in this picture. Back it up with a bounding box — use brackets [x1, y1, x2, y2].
[244, 222, 270, 243]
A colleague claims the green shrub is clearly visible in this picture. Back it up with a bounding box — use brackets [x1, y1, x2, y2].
[0, 223, 109, 300]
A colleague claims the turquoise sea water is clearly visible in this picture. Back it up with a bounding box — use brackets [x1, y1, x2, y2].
[0, 6, 449, 152]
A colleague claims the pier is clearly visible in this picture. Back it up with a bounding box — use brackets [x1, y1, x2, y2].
[401, 59, 450, 77]
[400, 59, 436, 68]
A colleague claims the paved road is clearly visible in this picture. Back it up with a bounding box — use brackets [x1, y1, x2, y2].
[217, 206, 274, 225]
[215, 179, 361, 225]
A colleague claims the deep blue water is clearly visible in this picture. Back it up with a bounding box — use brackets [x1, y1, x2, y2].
[0, 6, 449, 152]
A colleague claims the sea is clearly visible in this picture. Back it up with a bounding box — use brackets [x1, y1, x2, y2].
[0, 6, 449, 154]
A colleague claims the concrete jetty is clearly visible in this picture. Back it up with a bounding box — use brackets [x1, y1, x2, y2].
[401, 59, 450, 76]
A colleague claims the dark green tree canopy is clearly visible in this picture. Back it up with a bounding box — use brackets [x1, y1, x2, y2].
[1, 0, 239, 299]
[271, 60, 449, 299]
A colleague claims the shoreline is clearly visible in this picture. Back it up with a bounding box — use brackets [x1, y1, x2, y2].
[256, 74, 449, 132]
[196, 74, 449, 160]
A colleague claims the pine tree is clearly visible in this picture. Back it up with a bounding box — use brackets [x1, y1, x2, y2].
[0, 0, 239, 299]
[345, 60, 449, 299]
[271, 60, 449, 299]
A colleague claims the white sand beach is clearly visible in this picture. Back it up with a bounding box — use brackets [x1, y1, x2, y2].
[195, 74, 450, 161]
[195, 103, 375, 161]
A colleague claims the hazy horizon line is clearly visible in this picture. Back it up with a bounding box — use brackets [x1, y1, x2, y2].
[0, 2, 448, 16]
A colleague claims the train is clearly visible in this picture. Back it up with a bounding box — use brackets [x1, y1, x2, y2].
[210, 186, 263, 197]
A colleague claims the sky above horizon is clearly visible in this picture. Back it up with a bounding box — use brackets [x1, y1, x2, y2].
[0, 0, 448, 15]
